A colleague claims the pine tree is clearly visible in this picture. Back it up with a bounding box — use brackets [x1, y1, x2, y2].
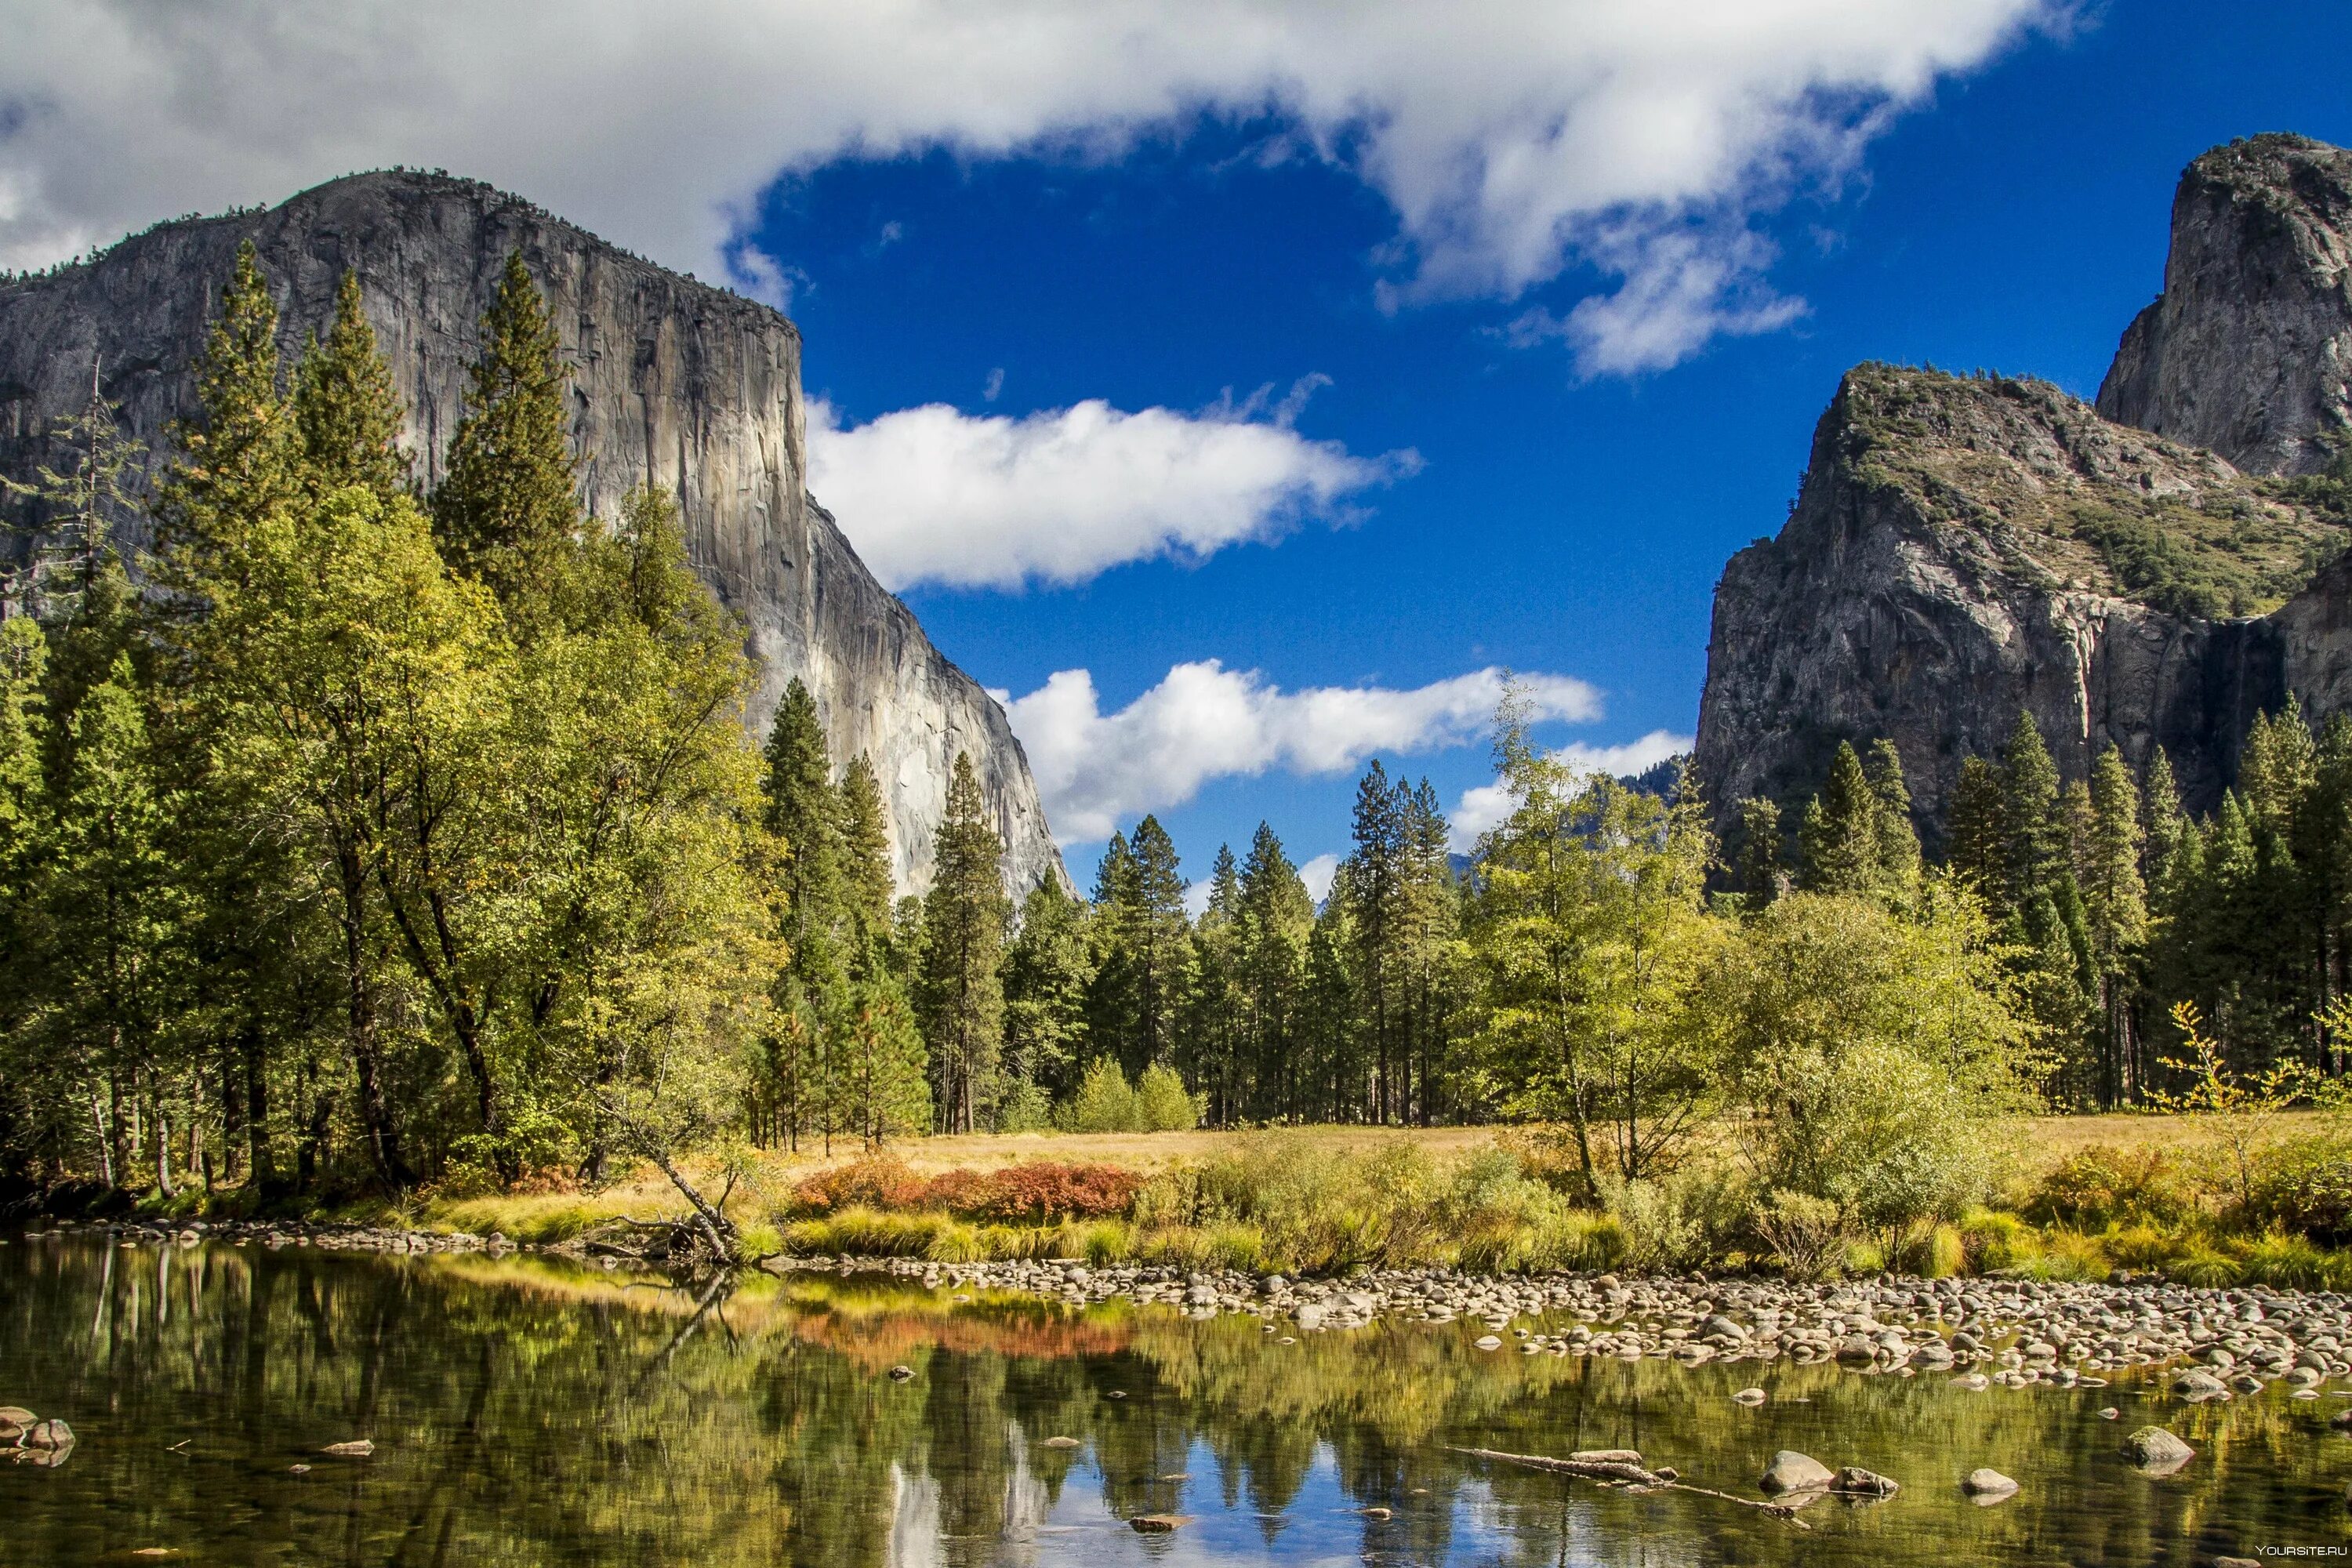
[1864, 739, 1921, 891]
[1798, 742, 1878, 895]
[1182, 843, 1246, 1122]
[1085, 831, 1142, 1069]
[294, 270, 408, 503]
[1126, 815, 1189, 1074]
[916, 754, 1006, 1132]
[839, 975, 931, 1147]
[42, 655, 181, 1189]
[1345, 760, 1406, 1120]
[1236, 822, 1312, 1120]
[155, 241, 298, 606]
[2083, 745, 2148, 1105]
[1947, 755, 2009, 904]
[1, 357, 141, 615]
[2001, 711, 2063, 909]
[763, 679, 841, 949]
[836, 752, 896, 944]
[1001, 879, 1094, 1106]
[433, 251, 578, 615]
[2140, 747, 2187, 891]
[1732, 796, 1784, 910]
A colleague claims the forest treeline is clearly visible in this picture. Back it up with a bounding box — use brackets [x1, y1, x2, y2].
[0, 243, 2344, 1212]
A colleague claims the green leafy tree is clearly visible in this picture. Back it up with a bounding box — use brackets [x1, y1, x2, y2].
[1466, 694, 1723, 1196]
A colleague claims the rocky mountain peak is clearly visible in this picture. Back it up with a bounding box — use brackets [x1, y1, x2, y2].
[0, 169, 1068, 897]
[2098, 132, 2352, 477]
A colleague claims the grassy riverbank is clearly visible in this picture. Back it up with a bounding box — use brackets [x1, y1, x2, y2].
[95, 1112, 2352, 1291]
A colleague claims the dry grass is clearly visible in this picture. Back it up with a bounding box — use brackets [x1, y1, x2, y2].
[394, 1113, 2336, 1247]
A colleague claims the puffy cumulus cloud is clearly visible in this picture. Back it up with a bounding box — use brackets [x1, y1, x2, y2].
[1297, 854, 1341, 905]
[1, 1, 2046, 368]
[1445, 728, 1693, 849]
[807, 391, 1416, 590]
[1004, 662, 1599, 845]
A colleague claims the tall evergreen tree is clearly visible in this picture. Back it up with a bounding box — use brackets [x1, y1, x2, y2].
[2082, 745, 2148, 1104]
[836, 752, 896, 943]
[1946, 755, 2009, 903]
[1798, 742, 1878, 895]
[432, 251, 578, 615]
[1864, 739, 1922, 890]
[1124, 815, 1189, 1075]
[294, 270, 408, 503]
[1000, 879, 1094, 1108]
[2001, 710, 2063, 909]
[1236, 822, 1313, 1120]
[1732, 796, 1784, 911]
[1345, 760, 1407, 1121]
[916, 754, 1006, 1132]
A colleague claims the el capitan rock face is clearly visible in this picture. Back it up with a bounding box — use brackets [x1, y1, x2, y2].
[2098, 133, 2352, 478]
[0, 170, 1063, 896]
[1696, 134, 2352, 839]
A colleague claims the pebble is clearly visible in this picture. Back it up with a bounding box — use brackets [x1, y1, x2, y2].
[2123, 1427, 2195, 1473]
[1962, 1467, 2020, 1501]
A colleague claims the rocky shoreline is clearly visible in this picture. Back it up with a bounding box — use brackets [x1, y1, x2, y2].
[20, 1219, 2352, 1399]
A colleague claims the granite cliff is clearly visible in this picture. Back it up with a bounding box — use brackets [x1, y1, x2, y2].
[0, 171, 1065, 896]
[1696, 134, 2352, 837]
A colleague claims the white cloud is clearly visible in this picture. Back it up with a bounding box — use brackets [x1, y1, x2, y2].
[808, 391, 1417, 590]
[1445, 728, 1693, 850]
[1004, 660, 1599, 844]
[1297, 853, 1341, 905]
[982, 367, 1005, 404]
[0, 1, 2046, 368]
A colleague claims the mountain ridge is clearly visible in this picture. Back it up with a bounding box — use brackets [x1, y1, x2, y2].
[0, 168, 1068, 897]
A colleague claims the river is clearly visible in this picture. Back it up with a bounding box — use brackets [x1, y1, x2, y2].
[1, 1234, 2343, 1564]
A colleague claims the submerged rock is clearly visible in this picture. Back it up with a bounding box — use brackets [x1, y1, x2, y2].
[321, 1439, 373, 1457]
[1834, 1467, 1900, 1497]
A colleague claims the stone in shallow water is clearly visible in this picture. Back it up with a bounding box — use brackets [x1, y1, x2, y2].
[1961, 1468, 2019, 1501]
[321, 1439, 372, 1457]
[1732, 1388, 1766, 1406]
[1129, 1515, 1188, 1534]
[1474, 1335, 1503, 1351]
[1040, 1436, 1080, 1450]
[2123, 1427, 2194, 1473]
[1835, 1467, 1899, 1497]
[1759, 1450, 1834, 1494]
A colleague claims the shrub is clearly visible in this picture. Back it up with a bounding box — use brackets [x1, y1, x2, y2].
[965, 1162, 1142, 1223]
[795, 1154, 927, 1214]
[1134, 1063, 1203, 1131]
[2241, 1135, 2352, 1245]
[2025, 1146, 2192, 1230]
[1958, 1207, 2039, 1273]
[993, 1079, 1054, 1134]
[1603, 1167, 1748, 1275]
[1058, 1058, 1140, 1133]
[1750, 1189, 1849, 1281]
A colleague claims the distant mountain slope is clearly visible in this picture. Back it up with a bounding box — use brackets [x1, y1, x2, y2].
[0, 170, 1066, 896]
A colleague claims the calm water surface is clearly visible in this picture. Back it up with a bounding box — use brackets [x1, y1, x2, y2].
[2, 1236, 2347, 1565]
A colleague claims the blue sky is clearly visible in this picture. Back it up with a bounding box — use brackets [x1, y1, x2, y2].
[750, 4, 2352, 890]
[6, 1, 2349, 897]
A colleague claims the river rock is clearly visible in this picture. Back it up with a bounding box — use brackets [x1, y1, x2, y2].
[1295, 1304, 1327, 1331]
[1759, 1450, 1835, 1494]
[2124, 1427, 2195, 1472]
[24, 1420, 73, 1450]
[887, 1366, 915, 1382]
[2171, 1369, 2230, 1401]
[1129, 1515, 1189, 1534]
[1962, 1468, 2020, 1500]
[1835, 1467, 1900, 1497]
[0, 1406, 32, 1439]
[1473, 1335, 1503, 1351]
[321, 1439, 373, 1457]
[1732, 1387, 1767, 1406]
[1040, 1436, 1081, 1450]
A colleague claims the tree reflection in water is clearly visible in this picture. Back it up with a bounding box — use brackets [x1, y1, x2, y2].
[0, 1237, 2339, 1566]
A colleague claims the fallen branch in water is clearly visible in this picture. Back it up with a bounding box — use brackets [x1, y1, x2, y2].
[1445, 1446, 1810, 1527]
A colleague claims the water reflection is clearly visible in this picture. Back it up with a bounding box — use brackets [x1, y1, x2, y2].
[0, 1236, 2343, 1566]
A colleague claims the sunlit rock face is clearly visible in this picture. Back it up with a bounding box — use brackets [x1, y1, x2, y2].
[0, 170, 1065, 895]
[1696, 135, 2352, 839]
[2099, 133, 2352, 478]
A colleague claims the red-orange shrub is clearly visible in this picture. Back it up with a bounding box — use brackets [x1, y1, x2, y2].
[796, 1154, 927, 1214]
[794, 1156, 1142, 1222]
[960, 1162, 1141, 1223]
